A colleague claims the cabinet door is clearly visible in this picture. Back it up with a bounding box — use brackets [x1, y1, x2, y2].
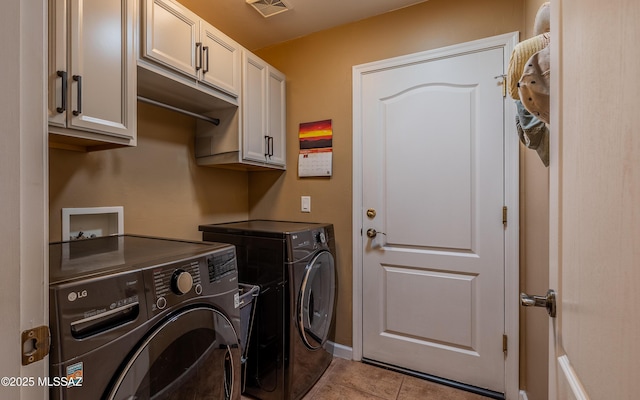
[242, 52, 268, 163]
[48, 0, 67, 128]
[68, 0, 136, 138]
[267, 68, 286, 167]
[144, 0, 199, 79]
[200, 21, 241, 97]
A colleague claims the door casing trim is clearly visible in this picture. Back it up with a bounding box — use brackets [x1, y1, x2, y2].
[351, 31, 520, 400]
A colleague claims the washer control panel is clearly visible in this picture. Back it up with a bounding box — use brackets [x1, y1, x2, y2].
[148, 258, 202, 314]
[145, 246, 237, 316]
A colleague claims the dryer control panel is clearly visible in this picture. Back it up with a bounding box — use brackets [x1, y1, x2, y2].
[291, 228, 329, 250]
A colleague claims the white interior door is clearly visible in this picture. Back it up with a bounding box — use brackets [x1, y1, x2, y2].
[548, 1, 640, 398]
[358, 39, 510, 393]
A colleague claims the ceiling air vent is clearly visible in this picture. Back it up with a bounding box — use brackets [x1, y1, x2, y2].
[246, 0, 292, 18]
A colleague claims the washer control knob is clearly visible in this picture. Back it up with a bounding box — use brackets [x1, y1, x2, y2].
[156, 297, 167, 310]
[171, 270, 193, 295]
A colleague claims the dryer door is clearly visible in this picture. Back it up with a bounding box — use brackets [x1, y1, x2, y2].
[106, 306, 240, 400]
[297, 250, 336, 349]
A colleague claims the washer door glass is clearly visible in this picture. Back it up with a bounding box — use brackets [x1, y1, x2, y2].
[106, 306, 240, 400]
[298, 250, 336, 349]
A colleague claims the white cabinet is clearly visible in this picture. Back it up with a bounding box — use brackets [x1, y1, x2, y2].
[48, 0, 137, 150]
[142, 0, 241, 98]
[195, 52, 286, 170]
[242, 52, 286, 167]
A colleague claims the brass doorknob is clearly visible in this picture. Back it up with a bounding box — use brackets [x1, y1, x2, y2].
[366, 228, 377, 238]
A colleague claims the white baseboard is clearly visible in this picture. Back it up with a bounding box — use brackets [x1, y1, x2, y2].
[519, 390, 529, 400]
[325, 341, 353, 360]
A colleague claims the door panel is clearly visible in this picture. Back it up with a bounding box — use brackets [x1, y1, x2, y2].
[383, 266, 476, 349]
[361, 47, 506, 392]
[242, 53, 267, 163]
[267, 68, 286, 166]
[70, 0, 135, 137]
[200, 21, 241, 96]
[144, 0, 198, 78]
[549, 1, 640, 399]
[383, 85, 474, 249]
[48, 0, 67, 127]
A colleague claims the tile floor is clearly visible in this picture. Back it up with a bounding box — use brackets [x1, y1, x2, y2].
[241, 357, 489, 400]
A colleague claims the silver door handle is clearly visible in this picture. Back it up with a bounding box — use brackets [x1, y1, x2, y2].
[520, 289, 556, 318]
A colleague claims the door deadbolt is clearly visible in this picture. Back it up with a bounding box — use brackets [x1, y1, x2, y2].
[366, 209, 376, 218]
[520, 289, 557, 318]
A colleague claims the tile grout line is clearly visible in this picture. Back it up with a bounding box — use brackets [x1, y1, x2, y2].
[395, 374, 405, 400]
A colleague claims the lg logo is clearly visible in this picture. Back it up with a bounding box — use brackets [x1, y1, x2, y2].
[68, 290, 88, 302]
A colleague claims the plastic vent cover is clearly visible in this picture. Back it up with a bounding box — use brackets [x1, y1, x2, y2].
[246, 0, 292, 18]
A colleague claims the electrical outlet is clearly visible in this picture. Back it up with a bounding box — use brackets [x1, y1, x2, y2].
[301, 196, 311, 213]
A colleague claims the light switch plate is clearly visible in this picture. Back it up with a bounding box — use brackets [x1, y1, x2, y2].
[301, 196, 311, 213]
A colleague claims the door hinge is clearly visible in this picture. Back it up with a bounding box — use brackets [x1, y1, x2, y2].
[502, 206, 508, 226]
[503, 334, 508, 354]
[21, 325, 50, 365]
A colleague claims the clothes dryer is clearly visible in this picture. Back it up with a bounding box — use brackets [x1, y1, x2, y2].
[199, 220, 337, 400]
[49, 235, 242, 400]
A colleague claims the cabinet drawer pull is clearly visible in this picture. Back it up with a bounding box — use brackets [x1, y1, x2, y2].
[56, 71, 67, 113]
[72, 75, 82, 116]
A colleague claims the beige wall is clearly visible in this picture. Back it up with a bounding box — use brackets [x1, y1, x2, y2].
[49, 102, 249, 242]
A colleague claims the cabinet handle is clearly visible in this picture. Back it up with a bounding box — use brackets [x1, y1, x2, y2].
[56, 71, 67, 113]
[268, 136, 274, 158]
[195, 42, 202, 71]
[203, 46, 209, 74]
[264, 135, 269, 158]
[72, 75, 82, 116]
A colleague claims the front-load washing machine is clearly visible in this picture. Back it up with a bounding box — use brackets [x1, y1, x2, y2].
[49, 234, 242, 400]
[199, 220, 337, 400]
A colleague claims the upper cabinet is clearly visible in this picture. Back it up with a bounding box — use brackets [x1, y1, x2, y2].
[141, 0, 241, 98]
[195, 52, 286, 170]
[46, 0, 286, 167]
[242, 52, 286, 167]
[48, 0, 137, 151]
